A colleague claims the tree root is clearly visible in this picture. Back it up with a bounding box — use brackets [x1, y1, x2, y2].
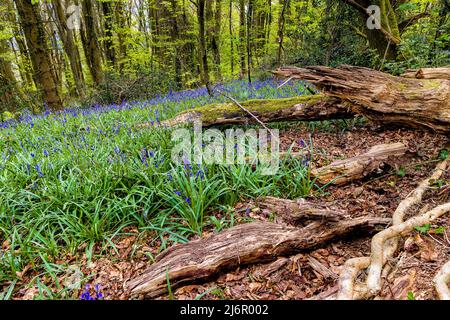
[337, 158, 449, 299]
[434, 260, 450, 300]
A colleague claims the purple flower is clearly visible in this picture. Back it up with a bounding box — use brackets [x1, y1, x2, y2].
[185, 197, 191, 205]
[245, 208, 250, 216]
[174, 190, 182, 196]
[43, 150, 49, 157]
[30, 153, 35, 158]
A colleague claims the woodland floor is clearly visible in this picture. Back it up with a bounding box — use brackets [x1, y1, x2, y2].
[12, 123, 450, 300]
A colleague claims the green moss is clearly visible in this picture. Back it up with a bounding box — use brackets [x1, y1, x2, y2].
[175, 94, 324, 123]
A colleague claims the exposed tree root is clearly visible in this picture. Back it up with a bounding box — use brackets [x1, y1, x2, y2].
[337, 158, 449, 299]
[434, 260, 450, 300]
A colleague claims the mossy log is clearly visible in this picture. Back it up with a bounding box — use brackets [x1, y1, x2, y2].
[137, 95, 355, 128]
[311, 142, 408, 185]
[273, 65, 450, 134]
[126, 198, 389, 298]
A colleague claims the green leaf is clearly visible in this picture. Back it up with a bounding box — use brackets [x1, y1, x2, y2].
[432, 226, 445, 235]
[407, 291, 415, 300]
[396, 167, 406, 177]
[415, 224, 431, 234]
[439, 149, 449, 160]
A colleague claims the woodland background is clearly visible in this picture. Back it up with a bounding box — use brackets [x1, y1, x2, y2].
[0, 0, 449, 114]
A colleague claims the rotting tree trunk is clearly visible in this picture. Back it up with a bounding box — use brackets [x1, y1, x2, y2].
[139, 95, 354, 128]
[126, 216, 389, 298]
[311, 142, 408, 185]
[273, 65, 450, 134]
[401, 67, 450, 80]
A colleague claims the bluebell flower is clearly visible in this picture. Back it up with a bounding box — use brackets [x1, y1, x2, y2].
[30, 153, 35, 158]
[185, 197, 191, 205]
[174, 190, 182, 196]
[43, 150, 49, 157]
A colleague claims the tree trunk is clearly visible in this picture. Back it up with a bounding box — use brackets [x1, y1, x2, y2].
[144, 95, 354, 128]
[341, 0, 400, 60]
[229, 0, 234, 74]
[126, 214, 389, 298]
[15, 0, 63, 111]
[52, 0, 85, 98]
[81, 0, 103, 85]
[274, 65, 450, 134]
[277, 0, 289, 66]
[246, 0, 253, 83]
[115, 0, 128, 73]
[197, 0, 211, 93]
[101, 1, 116, 67]
[238, 0, 246, 78]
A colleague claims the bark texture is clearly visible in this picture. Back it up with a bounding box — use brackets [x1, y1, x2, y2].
[274, 65, 450, 133]
[311, 142, 408, 185]
[127, 214, 389, 298]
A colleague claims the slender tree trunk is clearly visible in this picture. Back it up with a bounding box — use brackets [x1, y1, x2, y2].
[197, 0, 211, 93]
[15, 0, 63, 111]
[115, 0, 128, 73]
[246, 0, 253, 83]
[238, 0, 246, 79]
[211, 0, 222, 81]
[80, 0, 103, 85]
[52, 0, 85, 98]
[229, 0, 234, 75]
[277, 0, 289, 66]
[101, 0, 116, 67]
[170, 0, 182, 88]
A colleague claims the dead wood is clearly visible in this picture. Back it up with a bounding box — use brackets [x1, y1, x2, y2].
[401, 67, 450, 80]
[126, 217, 389, 298]
[139, 95, 355, 128]
[256, 196, 346, 223]
[273, 65, 450, 133]
[311, 142, 408, 185]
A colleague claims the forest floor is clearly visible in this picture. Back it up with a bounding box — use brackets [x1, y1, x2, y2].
[12, 123, 450, 300]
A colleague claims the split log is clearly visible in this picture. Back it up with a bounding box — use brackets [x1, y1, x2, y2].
[126, 217, 389, 298]
[311, 142, 408, 185]
[401, 67, 450, 80]
[139, 95, 355, 128]
[273, 65, 450, 134]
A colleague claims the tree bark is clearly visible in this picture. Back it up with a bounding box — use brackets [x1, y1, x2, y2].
[274, 65, 450, 134]
[101, 0, 116, 67]
[15, 0, 63, 111]
[126, 215, 389, 298]
[197, 0, 211, 93]
[52, 0, 85, 98]
[238, 0, 246, 78]
[80, 0, 103, 85]
[401, 67, 450, 80]
[277, 0, 289, 66]
[311, 142, 408, 185]
[142, 95, 354, 128]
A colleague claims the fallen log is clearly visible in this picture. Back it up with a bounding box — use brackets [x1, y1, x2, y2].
[273, 65, 450, 134]
[256, 196, 347, 223]
[311, 142, 408, 185]
[401, 67, 450, 80]
[126, 216, 389, 298]
[139, 95, 355, 128]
